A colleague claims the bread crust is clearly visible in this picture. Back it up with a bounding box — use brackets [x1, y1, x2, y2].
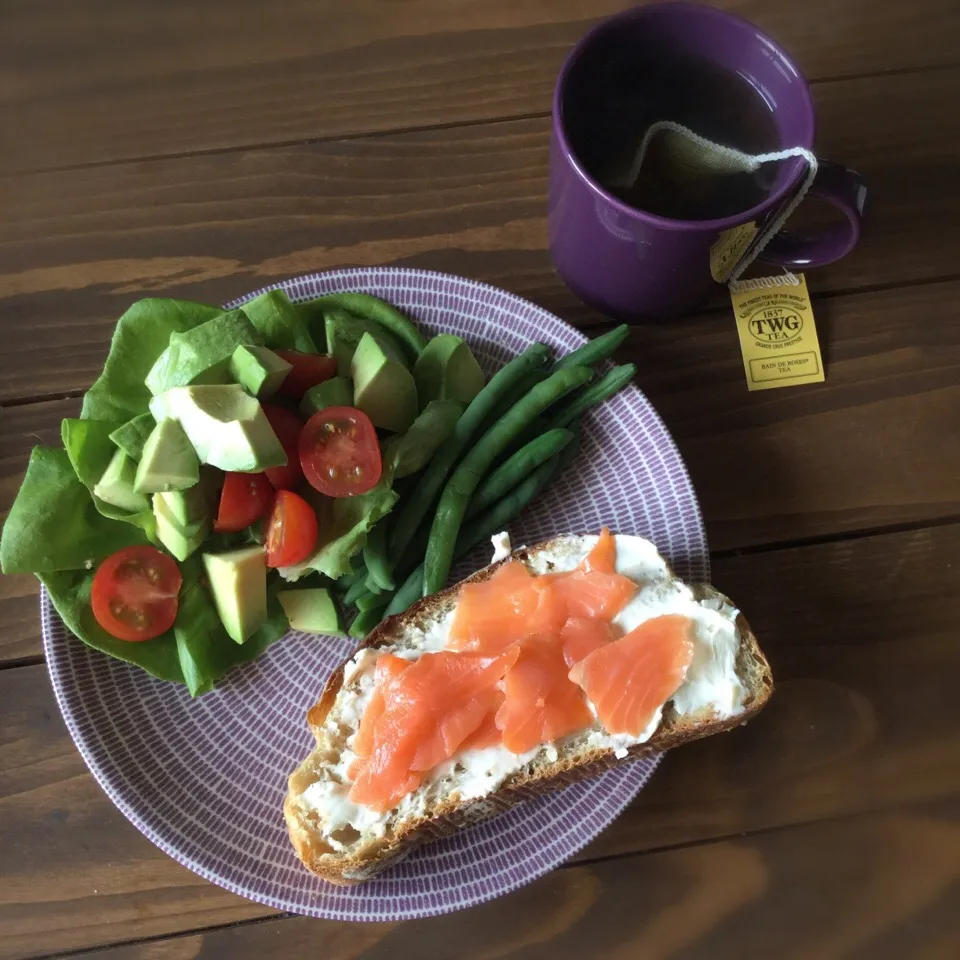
[284, 536, 773, 884]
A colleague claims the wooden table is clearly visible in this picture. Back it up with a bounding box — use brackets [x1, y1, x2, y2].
[2, 2, 959, 957]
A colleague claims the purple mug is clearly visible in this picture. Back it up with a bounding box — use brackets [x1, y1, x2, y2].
[548, 2, 867, 320]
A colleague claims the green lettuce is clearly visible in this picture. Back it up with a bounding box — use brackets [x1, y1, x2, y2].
[241, 290, 317, 353]
[279, 479, 399, 581]
[1, 447, 150, 574]
[38, 557, 289, 692]
[39, 568, 185, 682]
[174, 577, 289, 697]
[0, 295, 304, 693]
[61, 419, 157, 539]
[81, 298, 221, 422]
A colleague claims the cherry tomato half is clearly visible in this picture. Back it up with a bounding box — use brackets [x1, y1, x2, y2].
[275, 351, 338, 399]
[262, 404, 304, 490]
[299, 406, 382, 497]
[90, 545, 182, 642]
[214, 472, 274, 532]
[265, 490, 319, 567]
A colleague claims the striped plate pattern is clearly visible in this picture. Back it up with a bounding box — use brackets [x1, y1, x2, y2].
[43, 268, 708, 920]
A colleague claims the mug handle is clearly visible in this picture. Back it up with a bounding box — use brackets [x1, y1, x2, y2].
[760, 160, 867, 268]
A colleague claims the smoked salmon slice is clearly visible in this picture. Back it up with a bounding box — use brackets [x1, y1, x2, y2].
[561, 617, 621, 668]
[496, 639, 594, 754]
[348, 533, 695, 814]
[348, 651, 514, 811]
[569, 614, 695, 737]
[458, 708, 502, 751]
[448, 560, 563, 654]
[352, 653, 411, 758]
[544, 567, 637, 621]
[584, 527, 619, 573]
[449, 531, 635, 655]
[534, 529, 638, 622]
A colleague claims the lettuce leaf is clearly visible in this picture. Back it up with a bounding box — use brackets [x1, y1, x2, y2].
[0, 447, 150, 574]
[174, 576, 289, 696]
[61, 419, 157, 539]
[37, 545, 289, 693]
[278, 479, 399, 581]
[39, 568, 185, 683]
[81, 298, 221, 422]
[2, 296, 296, 692]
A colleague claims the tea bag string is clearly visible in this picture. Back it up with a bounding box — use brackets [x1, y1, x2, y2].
[618, 120, 818, 281]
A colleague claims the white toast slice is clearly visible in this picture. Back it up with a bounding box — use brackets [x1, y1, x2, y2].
[285, 533, 773, 884]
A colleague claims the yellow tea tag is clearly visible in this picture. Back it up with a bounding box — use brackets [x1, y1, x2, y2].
[730, 272, 824, 391]
[710, 221, 758, 282]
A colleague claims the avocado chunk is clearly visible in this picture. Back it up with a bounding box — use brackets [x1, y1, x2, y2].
[134, 419, 200, 494]
[414, 334, 486, 406]
[229, 344, 293, 398]
[241, 289, 317, 353]
[153, 494, 209, 561]
[351, 332, 418, 432]
[277, 588, 343, 634]
[382, 399, 463, 478]
[145, 309, 263, 396]
[299, 376, 353, 419]
[93, 448, 151, 513]
[202, 546, 267, 643]
[150, 385, 286, 473]
[152, 470, 218, 560]
[154, 468, 219, 526]
[109, 413, 156, 462]
[324, 307, 408, 377]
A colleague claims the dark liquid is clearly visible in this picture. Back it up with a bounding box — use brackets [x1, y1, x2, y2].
[564, 51, 781, 220]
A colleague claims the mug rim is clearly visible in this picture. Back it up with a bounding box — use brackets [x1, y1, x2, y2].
[552, 1, 817, 233]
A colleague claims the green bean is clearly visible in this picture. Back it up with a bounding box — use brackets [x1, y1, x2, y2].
[382, 568, 424, 619]
[423, 364, 593, 594]
[383, 453, 562, 618]
[554, 419, 583, 471]
[387, 343, 552, 564]
[497, 330, 626, 459]
[554, 324, 629, 369]
[362, 521, 394, 591]
[500, 327, 626, 456]
[343, 578, 373, 607]
[545, 363, 636, 430]
[307, 293, 427, 361]
[464, 428, 573, 520]
[337, 565, 366, 590]
[349, 601, 388, 639]
[482, 368, 548, 432]
[355, 590, 387, 612]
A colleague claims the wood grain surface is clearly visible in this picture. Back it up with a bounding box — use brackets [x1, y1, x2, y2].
[4, 0, 959, 173]
[61, 801, 960, 960]
[3, 524, 958, 958]
[3, 67, 959, 402]
[2, 1, 958, 957]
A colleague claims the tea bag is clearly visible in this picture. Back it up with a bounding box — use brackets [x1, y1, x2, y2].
[610, 120, 818, 281]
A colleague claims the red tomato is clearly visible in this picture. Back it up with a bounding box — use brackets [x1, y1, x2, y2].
[275, 351, 337, 399]
[214, 472, 274, 532]
[262, 404, 304, 489]
[90, 546, 182, 642]
[299, 406, 382, 497]
[265, 490, 319, 567]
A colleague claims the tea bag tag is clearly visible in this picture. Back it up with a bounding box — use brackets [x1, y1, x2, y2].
[729, 272, 824, 390]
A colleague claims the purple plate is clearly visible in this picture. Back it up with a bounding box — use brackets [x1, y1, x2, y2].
[43, 268, 708, 920]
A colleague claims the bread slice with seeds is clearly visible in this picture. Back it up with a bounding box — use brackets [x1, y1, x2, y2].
[284, 533, 773, 884]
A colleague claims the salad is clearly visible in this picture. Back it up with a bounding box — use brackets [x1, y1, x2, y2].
[0, 287, 634, 695]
